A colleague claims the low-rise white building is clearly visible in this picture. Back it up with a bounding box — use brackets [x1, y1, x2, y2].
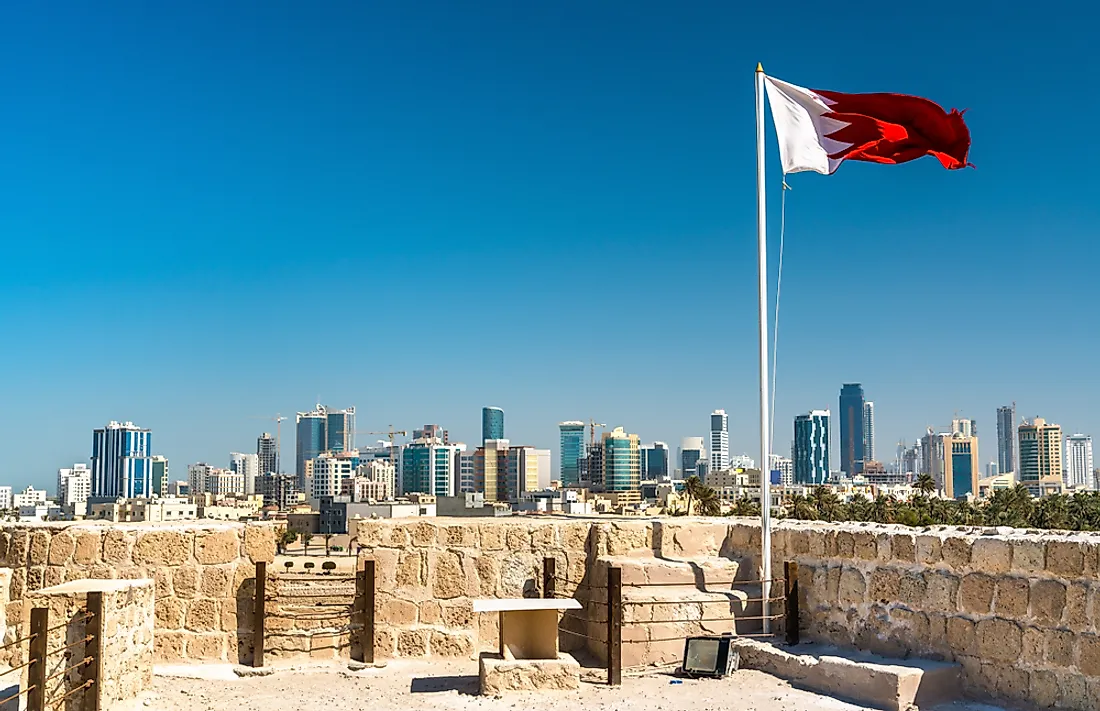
[0, 486, 12, 510]
[13, 486, 48, 509]
[89, 497, 197, 523]
[58, 464, 93, 506]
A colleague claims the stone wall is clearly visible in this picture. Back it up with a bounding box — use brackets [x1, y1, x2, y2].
[1, 521, 275, 664]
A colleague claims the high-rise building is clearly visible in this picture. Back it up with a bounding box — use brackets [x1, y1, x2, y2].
[770, 454, 794, 487]
[413, 424, 448, 443]
[986, 462, 1000, 479]
[295, 405, 356, 488]
[257, 433, 278, 475]
[536, 449, 551, 490]
[579, 442, 604, 489]
[230, 452, 260, 496]
[997, 404, 1017, 475]
[456, 451, 476, 493]
[0, 487, 11, 510]
[863, 401, 875, 463]
[944, 433, 979, 499]
[350, 459, 397, 501]
[311, 452, 359, 499]
[1065, 434, 1094, 490]
[474, 439, 540, 503]
[952, 418, 975, 438]
[603, 427, 641, 498]
[839, 384, 866, 475]
[57, 464, 92, 506]
[640, 442, 670, 479]
[710, 410, 730, 471]
[1019, 418, 1063, 496]
[187, 463, 217, 494]
[91, 421, 153, 498]
[257, 472, 299, 510]
[559, 422, 586, 486]
[678, 437, 705, 480]
[151, 456, 169, 497]
[794, 410, 830, 485]
[482, 407, 504, 443]
[206, 468, 246, 497]
[401, 439, 462, 496]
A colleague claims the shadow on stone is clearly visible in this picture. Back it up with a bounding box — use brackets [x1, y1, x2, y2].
[409, 675, 480, 695]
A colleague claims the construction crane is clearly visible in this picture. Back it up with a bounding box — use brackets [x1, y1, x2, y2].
[353, 426, 409, 469]
[250, 414, 288, 473]
[588, 420, 606, 447]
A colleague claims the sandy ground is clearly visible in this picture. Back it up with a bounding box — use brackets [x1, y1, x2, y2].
[135, 660, 1009, 711]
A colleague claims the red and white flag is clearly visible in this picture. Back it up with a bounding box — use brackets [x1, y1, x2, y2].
[763, 75, 972, 175]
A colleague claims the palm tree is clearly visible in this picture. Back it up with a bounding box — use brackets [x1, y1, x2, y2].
[786, 493, 817, 521]
[276, 528, 299, 555]
[915, 474, 936, 495]
[733, 497, 760, 517]
[682, 476, 721, 516]
[985, 485, 1034, 528]
[301, 531, 314, 556]
[871, 495, 897, 524]
[847, 494, 872, 522]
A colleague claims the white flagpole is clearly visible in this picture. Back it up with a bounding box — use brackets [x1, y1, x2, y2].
[755, 63, 773, 631]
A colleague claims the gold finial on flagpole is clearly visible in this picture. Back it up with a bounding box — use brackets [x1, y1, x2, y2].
[756, 63, 764, 73]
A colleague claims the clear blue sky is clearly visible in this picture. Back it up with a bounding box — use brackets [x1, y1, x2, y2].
[2, 1, 1097, 491]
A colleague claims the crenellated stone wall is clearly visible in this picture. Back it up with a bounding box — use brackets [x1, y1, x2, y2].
[0, 521, 276, 665]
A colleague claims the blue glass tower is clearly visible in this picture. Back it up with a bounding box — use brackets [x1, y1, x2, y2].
[794, 411, 830, 485]
[839, 384, 866, 475]
[482, 407, 504, 443]
[559, 422, 585, 486]
[91, 421, 153, 498]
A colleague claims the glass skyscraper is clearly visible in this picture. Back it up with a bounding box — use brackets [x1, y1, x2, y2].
[996, 404, 1016, 475]
[296, 405, 355, 488]
[710, 410, 730, 471]
[402, 441, 461, 496]
[603, 427, 640, 493]
[559, 421, 585, 486]
[794, 411, 830, 485]
[839, 384, 866, 475]
[640, 442, 670, 479]
[679, 437, 705, 480]
[482, 407, 504, 443]
[91, 421, 153, 498]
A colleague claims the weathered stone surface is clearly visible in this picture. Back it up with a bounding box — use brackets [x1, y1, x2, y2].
[942, 537, 972, 569]
[1045, 629, 1075, 667]
[156, 632, 186, 661]
[947, 615, 977, 656]
[155, 597, 185, 628]
[103, 529, 133, 565]
[835, 531, 855, 558]
[916, 535, 942, 565]
[200, 566, 232, 598]
[173, 566, 201, 599]
[972, 538, 1012, 573]
[243, 525, 276, 563]
[195, 529, 240, 565]
[994, 576, 1029, 618]
[47, 532, 75, 566]
[133, 530, 192, 566]
[869, 568, 901, 602]
[397, 629, 430, 656]
[411, 521, 438, 547]
[1065, 581, 1089, 631]
[1078, 634, 1100, 676]
[838, 568, 866, 606]
[1021, 626, 1044, 665]
[1030, 669, 1060, 708]
[977, 618, 1022, 662]
[1046, 540, 1085, 577]
[396, 550, 424, 588]
[28, 531, 50, 565]
[1012, 539, 1045, 573]
[892, 533, 915, 562]
[480, 524, 505, 551]
[1031, 579, 1067, 624]
[431, 630, 473, 657]
[959, 573, 995, 614]
[186, 599, 220, 631]
[432, 551, 467, 600]
[380, 598, 418, 625]
[479, 653, 581, 695]
[73, 531, 101, 564]
[440, 523, 478, 548]
[925, 571, 960, 611]
[186, 633, 226, 660]
[476, 555, 499, 597]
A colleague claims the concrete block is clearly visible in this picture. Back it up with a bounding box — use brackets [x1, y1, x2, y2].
[479, 652, 580, 695]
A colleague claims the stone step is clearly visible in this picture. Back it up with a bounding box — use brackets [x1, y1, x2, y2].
[733, 639, 962, 711]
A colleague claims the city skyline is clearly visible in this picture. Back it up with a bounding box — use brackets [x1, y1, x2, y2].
[2, 4, 1098, 490]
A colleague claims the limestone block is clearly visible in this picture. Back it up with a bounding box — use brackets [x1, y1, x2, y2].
[480, 524, 506, 551]
[73, 531, 101, 565]
[941, 537, 972, 570]
[383, 525, 409, 548]
[476, 555, 500, 597]
[1012, 539, 1045, 573]
[155, 597, 185, 628]
[604, 522, 650, 556]
[994, 576, 1029, 618]
[220, 602, 238, 633]
[411, 521, 438, 547]
[195, 529, 241, 565]
[479, 653, 580, 695]
[1031, 579, 1067, 624]
[0, 533, 8, 564]
[431, 550, 468, 600]
[442, 601, 474, 629]
[559, 522, 590, 553]
[835, 531, 855, 558]
[420, 601, 442, 625]
[892, 533, 916, 562]
[1029, 669, 1060, 708]
[102, 529, 133, 565]
[26, 566, 43, 592]
[155, 568, 173, 599]
[132, 530, 191, 566]
[499, 552, 540, 598]
[838, 568, 866, 606]
[971, 538, 1011, 573]
[397, 628, 430, 656]
[1065, 581, 1089, 631]
[1045, 628, 1074, 667]
[26, 531, 52, 567]
[396, 550, 425, 589]
[670, 522, 726, 557]
[379, 598, 418, 625]
[984, 661, 1029, 703]
[506, 526, 532, 552]
[155, 632, 186, 661]
[874, 532, 893, 562]
[243, 524, 276, 563]
[186, 632, 227, 660]
[43, 566, 65, 588]
[868, 568, 901, 603]
[531, 523, 556, 549]
[1021, 626, 1044, 665]
[370, 548, 399, 590]
[853, 532, 877, 560]
[958, 573, 995, 614]
[200, 566, 232, 599]
[1046, 540, 1085, 577]
[6, 530, 28, 567]
[431, 630, 474, 657]
[976, 617, 1022, 662]
[185, 598, 220, 631]
[440, 523, 479, 548]
[356, 520, 383, 547]
[374, 627, 397, 658]
[1077, 633, 1100, 676]
[899, 572, 927, 606]
[46, 532, 75, 566]
[1056, 671, 1091, 710]
[917, 535, 942, 565]
[173, 566, 200, 599]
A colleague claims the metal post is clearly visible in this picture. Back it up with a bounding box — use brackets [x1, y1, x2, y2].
[28, 607, 48, 711]
[543, 557, 556, 599]
[83, 592, 103, 711]
[253, 562, 266, 667]
[359, 559, 375, 664]
[784, 561, 800, 646]
[606, 567, 621, 686]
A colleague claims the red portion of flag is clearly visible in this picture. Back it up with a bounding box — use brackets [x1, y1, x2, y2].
[813, 89, 972, 170]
